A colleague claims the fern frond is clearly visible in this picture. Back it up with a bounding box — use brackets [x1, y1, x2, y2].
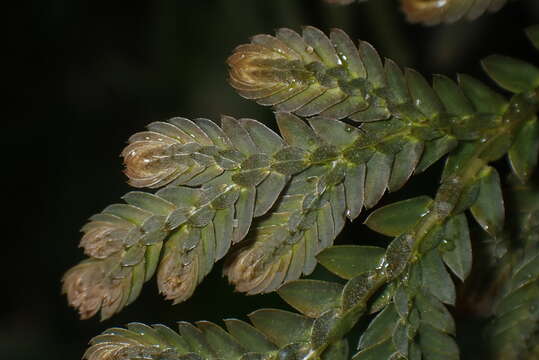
[228, 26, 507, 129]
[63, 186, 236, 319]
[83, 312, 355, 360]
[224, 111, 430, 294]
[84, 266, 389, 360]
[63, 116, 299, 319]
[121, 116, 288, 191]
[83, 321, 277, 360]
[224, 64, 514, 294]
[401, 0, 507, 25]
[486, 182, 539, 359]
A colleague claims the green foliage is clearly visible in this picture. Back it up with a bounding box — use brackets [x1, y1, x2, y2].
[485, 181, 539, 360]
[63, 23, 539, 360]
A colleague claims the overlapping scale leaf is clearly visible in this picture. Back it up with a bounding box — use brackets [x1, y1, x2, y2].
[225, 114, 409, 294]
[470, 166, 505, 236]
[228, 26, 484, 132]
[355, 250, 459, 360]
[83, 320, 280, 360]
[121, 116, 290, 191]
[482, 55, 539, 94]
[63, 185, 240, 318]
[228, 27, 387, 120]
[401, 0, 507, 25]
[224, 90, 497, 294]
[508, 117, 539, 182]
[64, 116, 306, 319]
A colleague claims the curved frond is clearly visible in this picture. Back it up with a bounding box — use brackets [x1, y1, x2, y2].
[63, 116, 295, 319]
[228, 26, 508, 127]
[401, 0, 507, 25]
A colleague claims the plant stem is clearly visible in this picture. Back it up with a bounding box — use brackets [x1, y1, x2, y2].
[307, 90, 538, 357]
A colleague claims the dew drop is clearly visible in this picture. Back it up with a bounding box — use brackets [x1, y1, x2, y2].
[440, 238, 455, 251]
[232, 219, 239, 228]
[305, 46, 314, 54]
[345, 209, 352, 217]
[345, 126, 352, 132]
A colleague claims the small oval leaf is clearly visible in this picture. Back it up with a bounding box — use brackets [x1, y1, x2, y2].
[365, 196, 433, 237]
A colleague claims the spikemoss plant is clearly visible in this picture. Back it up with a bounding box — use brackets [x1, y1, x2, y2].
[63, 24, 539, 360]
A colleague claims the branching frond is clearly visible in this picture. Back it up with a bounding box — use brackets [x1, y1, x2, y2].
[67, 24, 539, 360]
[64, 116, 295, 319]
[223, 26, 529, 295]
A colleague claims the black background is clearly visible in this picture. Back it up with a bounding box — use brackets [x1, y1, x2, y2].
[3, 1, 538, 359]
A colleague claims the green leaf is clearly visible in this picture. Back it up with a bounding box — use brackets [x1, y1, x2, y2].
[385, 58, 410, 105]
[278, 280, 343, 317]
[482, 55, 539, 93]
[224, 319, 276, 353]
[240, 118, 284, 155]
[316, 245, 386, 280]
[123, 192, 176, 215]
[418, 324, 459, 360]
[458, 74, 508, 115]
[248, 309, 313, 347]
[364, 151, 393, 208]
[322, 339, 349, 360]
[470, 166, 505, 236]
[415, 291, 455, 334]
[415, 136, 458, 174]
[433, 75, 474, 116]
[364, 196, 433, 237]
[196, 321, 245, 360]
[343, 163, 366, 221]
[359, 41, 385, 89]
[308, 116, 361, 149]
[406, 69, 444, 119]
[388, 138, 424, 192]
[353, 338, 397, 360]
[358, 304, 399, 349]
[330, 29, 366, 78]
[392, 320, 409, 357]
[421, 250, 456, 305]
[178, 322, 214, 358]
[441, 214, 472, 281]
[233, 187, 255, 243]
[508, 118, 539, 182]
[276, 112, 320, 149]
[526, 25, 539, 50]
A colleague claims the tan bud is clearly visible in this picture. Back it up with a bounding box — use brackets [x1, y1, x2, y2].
[224, 246, 270, 293]
[228, 43, 311, 100]
[401, 0, 448, 24]
[121, 137, 180, 188]
[80, 220, 133, 259]
[157, 252, 199, 305]
[62, 258, 126, 320]
[62, 261, 106, 319]
[84, 337, 173, 360]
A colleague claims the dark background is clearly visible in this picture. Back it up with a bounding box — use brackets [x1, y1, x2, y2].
[3, 1, 538, 359]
